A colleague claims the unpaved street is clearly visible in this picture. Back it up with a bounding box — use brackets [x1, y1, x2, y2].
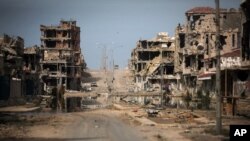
[61, 111, 145, 141]
[0, 110, 145, 141]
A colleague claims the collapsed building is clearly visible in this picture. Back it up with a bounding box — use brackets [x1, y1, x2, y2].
[0, 34, 24, 105]
[40, 20, 86, 109]
[130, 32, 179, 93]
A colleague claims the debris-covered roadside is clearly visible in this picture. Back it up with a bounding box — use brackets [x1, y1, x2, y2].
[0, 113, 64, 140]
[113, 103, 250, 141]
[0, 113, 28, 139]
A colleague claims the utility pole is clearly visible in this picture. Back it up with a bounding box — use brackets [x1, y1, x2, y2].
[215, 0, 222, 134]
[112, 49, 115, 83]
[100, 45, 108, 84]
[160, 49, 164, 107]
[103, 45, 107, 73]
[161, 64, 164, 106]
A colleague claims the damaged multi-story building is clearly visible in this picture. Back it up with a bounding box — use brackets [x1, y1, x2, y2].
[40, 20, 86, 109]
[241, 0, 250, 64]
[23, 45, 42, 97]
[0, 34, 24, 105]
[0, 20, 86, 110]
[130, 32, 179, 93]
[174, 6, 250, 115]
[238, 0, 250, 116]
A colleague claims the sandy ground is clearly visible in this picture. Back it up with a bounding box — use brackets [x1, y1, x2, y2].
[2, 107, 249, 141]
[0, 110, 146, 141]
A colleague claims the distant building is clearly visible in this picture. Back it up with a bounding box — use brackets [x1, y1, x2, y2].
[129, 32, 178, 92]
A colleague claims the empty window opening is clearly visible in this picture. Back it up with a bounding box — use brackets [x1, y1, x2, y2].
[162, 51, 174, 62]
[167, 42, 172, 47]
[198, 19, 202, 25]
[47, 79, 57, 86]
[68, 32, 71, 38]
[220, 35, 227, 46]
[190, 15, 201, 30]
[68, 41, 71, 48]
[242, 22, 250, 60]
[138, 63, 142, 72]
[43, 64, 57, 71]
[62, 78, 66, 84]
[166, 65, 174, 75]
[213, 59, 217, 68]
[62, 66, 67, 73]
[198, 55, 204, 70]
[138, 51, 160, 61]
[67, 67, 75, 75]
[141, 41, 147, 49]
[209, 61, 213, 68]
[206, 34, 209, 55]
[63, 31, 67, 37]
[232, 34, 235, 47]
[179, 33, 185, 48]
[31, 63, 36, 71]
[150, 52, 160, 60]
[148, 41, 160, 48]
[237, 70, 248, 81]
[185, 56, 191, 67]
[45, 41, 56, 48]
[46, 30, 56, 38]
[142, 63, 146, 69]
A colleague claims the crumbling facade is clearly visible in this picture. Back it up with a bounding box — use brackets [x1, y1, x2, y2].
[175, 7, 243, 110]
[130, 32, 179, 92]
[237, 0, 250, 116]
[0, 34, 24, 105]
[174, 7, 250, 115]
[40, 20, 85, 94]
[23, 46, 42, 97]
[241, 0, 250, 64]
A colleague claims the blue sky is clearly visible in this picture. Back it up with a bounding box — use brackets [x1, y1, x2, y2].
[0, 0, 241, 69]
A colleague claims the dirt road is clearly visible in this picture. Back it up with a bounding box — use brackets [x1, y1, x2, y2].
[85, 69, 129, 93]
[0, 110, 146, 141]
[62, 111, 145, 141]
